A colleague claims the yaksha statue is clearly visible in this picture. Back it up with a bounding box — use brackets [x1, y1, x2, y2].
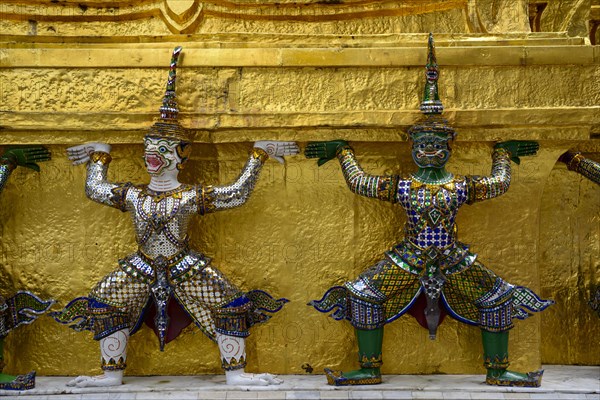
[0, 147, 54, 390]
[557, 150, 600, 316]
[52, 47, 299, 387]
[308, 34, 553, 387]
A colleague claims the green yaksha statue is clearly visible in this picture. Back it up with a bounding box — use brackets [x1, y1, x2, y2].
[0, 147, 54, 391]
[307, 34, 553, 388]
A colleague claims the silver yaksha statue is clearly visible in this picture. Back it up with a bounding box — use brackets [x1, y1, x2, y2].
[0, 146, 54, 391]
[52, 47, 299, 387]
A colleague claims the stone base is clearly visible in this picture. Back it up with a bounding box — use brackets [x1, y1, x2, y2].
[0, 365, 597, 399]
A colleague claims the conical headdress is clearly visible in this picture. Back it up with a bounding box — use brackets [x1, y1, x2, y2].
[146, 46, 193, 143]
[408, 34, 456, 140]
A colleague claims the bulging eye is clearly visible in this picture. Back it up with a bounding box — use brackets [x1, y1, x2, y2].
[158, 146, 168, 153]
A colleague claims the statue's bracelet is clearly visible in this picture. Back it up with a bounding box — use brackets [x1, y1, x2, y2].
[0, 155, 17, 170]
[252, 147, 269, 163]
[566, 153, 584, 171]
[493, 147, 511, 157]
[335, 144, 353, 157]
[90, 151, 113, 165]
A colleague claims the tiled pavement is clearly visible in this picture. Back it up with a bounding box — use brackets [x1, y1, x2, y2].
[1, 366, 598, 400]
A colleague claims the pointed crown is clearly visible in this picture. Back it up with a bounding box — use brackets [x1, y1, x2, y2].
[408, 34, 456, 141]
[146, 46, 194, 143]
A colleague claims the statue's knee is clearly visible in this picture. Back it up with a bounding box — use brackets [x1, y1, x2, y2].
[213, 296, 253, 337]
[349, 296, 386, 330]
[88, 299, 131, 341]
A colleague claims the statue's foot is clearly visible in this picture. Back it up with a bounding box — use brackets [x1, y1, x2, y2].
[225, 370, 283, 386]
[66, 371, 123, 388]
[324, 368, 381, 386]
[0, 371, 36, 390]
[255, 373, 283, 385]
[486, 369, 544, 387]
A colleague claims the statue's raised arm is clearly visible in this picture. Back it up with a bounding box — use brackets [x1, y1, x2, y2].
[66, 143, 132, 211]
[305, 140, 399, 203]
[559, 150, 600, 185]
[466, 140, 539, 204]
[201, 140, 299, 214]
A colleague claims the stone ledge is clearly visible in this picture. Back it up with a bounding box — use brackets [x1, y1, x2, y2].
[0, 126, 594, 145]
[0, 32, 584, 47]
[0, 44, 598, 68]
[0, 109, 596, 144]
[1, 366, 598, 399]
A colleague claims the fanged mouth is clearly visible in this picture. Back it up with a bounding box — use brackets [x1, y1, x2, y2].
[145, 154, 165, 173]
[417, 150, 445, 159]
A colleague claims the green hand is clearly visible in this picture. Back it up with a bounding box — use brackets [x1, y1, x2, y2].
[494, 140, 539, 165]
[1, 146, 51, 172]
[305, 140, 349, 166]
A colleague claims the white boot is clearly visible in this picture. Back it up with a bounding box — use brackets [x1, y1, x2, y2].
[67, 329, 129, 388]
[217, 333, 283, 386]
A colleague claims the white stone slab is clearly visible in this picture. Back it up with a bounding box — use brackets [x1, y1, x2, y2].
[0, 365, 596, 399]
[319, 391, 350, 399]
[443, 392, 473, 399]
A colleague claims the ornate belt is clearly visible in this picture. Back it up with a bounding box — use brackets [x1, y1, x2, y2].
[118, 247, 209, 285]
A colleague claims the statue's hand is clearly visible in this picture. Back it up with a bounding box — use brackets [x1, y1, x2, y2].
[494, 140, 539, 165]
[254, 141, 300, 164]
[305, 140, 349, 166]
[1, 146, 51, 172]
[67, 142, 111, 166]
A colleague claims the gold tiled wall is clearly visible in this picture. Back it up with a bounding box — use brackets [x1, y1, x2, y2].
[0, 0, 598, 376]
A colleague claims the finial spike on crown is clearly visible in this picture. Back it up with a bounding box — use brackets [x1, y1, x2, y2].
[159, 46, 182, 121]
[147, 46, 194, 143]
[419, 33, 444, 115]
[408, 34, 456, 141]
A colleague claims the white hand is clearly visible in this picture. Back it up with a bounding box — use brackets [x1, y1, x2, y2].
[66, 142, 111, 166]
[254, 141, 300, 164]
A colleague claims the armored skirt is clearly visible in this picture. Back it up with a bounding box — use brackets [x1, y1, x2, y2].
[311, 241, 551, 333]
[311, 146, 553, 334]
[54, 251, 285, 343]
[0, 292, 54, 339]
[52, 150, 286, 347]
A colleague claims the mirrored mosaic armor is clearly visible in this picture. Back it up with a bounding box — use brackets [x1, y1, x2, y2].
[53, 149, 286, 354]
[312, 146, 552, 335]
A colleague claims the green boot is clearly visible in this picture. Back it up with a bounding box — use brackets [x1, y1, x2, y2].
[482, 329, 543, 387]
[0, 337, 36, 391]
[325, 327, 383, 386]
